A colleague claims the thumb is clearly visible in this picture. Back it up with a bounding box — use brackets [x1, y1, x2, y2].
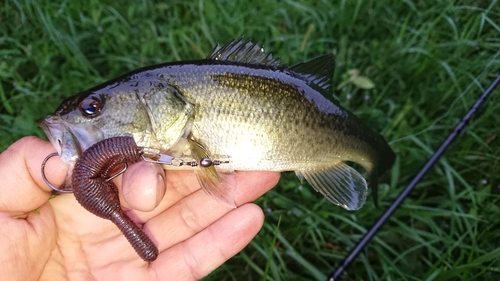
[120, 161, 166, 212]
[0, 137, 68, 214]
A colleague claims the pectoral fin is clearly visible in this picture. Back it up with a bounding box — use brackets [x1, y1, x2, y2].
[296, 162, 367, 210]
[188, 137, 236, 208]
[188, 137, 221, 181]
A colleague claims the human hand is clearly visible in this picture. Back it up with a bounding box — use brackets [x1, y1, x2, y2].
[0, 137, 280, 281]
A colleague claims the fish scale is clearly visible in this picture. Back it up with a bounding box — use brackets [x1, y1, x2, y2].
[183, 69, 349, 167]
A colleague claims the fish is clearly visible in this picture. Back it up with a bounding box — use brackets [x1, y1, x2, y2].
[38, 38, 395, 211]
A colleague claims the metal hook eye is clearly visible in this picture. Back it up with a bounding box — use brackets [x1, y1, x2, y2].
[105, 163, 128, 182]
[41, 152, 73, 193]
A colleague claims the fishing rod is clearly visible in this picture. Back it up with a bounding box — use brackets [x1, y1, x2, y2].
[329, 73, 500, 280]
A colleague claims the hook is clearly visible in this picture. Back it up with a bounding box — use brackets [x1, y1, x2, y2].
[41, 152, 73, 193]
[105, 163, 128, 182]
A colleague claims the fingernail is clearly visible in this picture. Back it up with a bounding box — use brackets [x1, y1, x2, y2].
[155, 173, 166, 207]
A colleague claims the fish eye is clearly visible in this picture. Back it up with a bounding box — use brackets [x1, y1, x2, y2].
[78, 96, 103, 118]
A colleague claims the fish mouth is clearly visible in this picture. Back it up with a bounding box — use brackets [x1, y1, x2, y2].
[38, 114, 106, 164]
[37, 115, 81, 163]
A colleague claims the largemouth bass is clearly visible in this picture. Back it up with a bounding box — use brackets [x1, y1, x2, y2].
[38, 38, 395, 210]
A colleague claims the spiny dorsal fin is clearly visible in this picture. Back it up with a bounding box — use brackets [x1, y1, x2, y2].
[207, 37, 283, 67]
[288, 55, 335, 93]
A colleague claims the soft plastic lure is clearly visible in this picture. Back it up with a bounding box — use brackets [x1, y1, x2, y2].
[71, 136, 158, 262]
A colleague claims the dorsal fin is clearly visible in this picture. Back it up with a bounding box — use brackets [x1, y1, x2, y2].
[207, 37, 283, 67]
[288, 55, 335, 93]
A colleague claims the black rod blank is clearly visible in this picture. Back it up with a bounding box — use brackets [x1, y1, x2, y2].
[329, 73, 500, 280]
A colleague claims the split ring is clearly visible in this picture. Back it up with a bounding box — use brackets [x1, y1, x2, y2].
[41, 152, 73, 193]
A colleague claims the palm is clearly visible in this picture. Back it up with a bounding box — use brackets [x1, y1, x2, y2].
[0, 137, 280, 281]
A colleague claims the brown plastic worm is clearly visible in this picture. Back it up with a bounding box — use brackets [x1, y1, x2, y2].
[71, 136, 159, 262]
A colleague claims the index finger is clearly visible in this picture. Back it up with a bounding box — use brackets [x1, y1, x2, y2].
[0, 137, 68, 213]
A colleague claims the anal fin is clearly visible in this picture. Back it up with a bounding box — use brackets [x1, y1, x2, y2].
[295, 162, 367, 211]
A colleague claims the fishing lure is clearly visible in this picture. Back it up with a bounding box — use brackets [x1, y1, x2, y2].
[41, 135, 227, 261]
[71, 136, 158, 261]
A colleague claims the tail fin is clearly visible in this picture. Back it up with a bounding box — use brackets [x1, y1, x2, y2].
[371, 138, 396, 206]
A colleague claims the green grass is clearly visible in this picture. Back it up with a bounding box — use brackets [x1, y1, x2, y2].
[2, 0, 500, 280]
